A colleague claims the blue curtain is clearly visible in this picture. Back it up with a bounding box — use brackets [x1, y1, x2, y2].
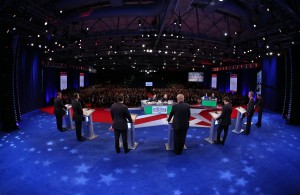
[43, 67, 60, 105]
[262, 56, 279, 111]
[19, 47, 44, 114]
[43, 68, 90, 105]
[216, 69, 256, 96]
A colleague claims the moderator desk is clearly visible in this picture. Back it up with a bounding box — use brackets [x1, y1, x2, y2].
[202, 99, 217, 107]
[205, 111, 221, 144]
[143, 102, 174, 114]
[82, 108, 98, 140]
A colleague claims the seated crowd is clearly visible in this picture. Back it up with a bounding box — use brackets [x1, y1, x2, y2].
[58, 83, 248, 108]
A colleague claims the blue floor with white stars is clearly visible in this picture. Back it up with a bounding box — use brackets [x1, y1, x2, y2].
[1, 109, 300, 195]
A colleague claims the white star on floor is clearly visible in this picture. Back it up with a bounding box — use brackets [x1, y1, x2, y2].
[173, 189, 182, 195]
[98, 174, 117, 186]
[75, 163, 91, 173]
[167, 172, 176, 178]
[74, 175, 89, 185]
[130, 169, 137, 173]
[242, 166, 256, 175]
[61, 175, 69, 181]
[236, 177, 248, 186]
[114, 168, 123, 174]
[221, 157, 229, 162]
[219, 170, 235, 181]
[43, 160, 52, 167]
[70, 149, 78, 154]
[266, 147, 274, 152]
[228, 186, 237, 194]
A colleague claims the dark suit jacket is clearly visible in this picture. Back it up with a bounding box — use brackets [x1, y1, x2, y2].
[72, 99, 83, 122]
[54, 98, 66, 117]
[247, 98, 255, 116]
[111, 102, 133, 131]
[167, 101, 191, 130]
[255, 98, 263, 112]
[148, 97, 157, 102]
[216, 103, 232, 126]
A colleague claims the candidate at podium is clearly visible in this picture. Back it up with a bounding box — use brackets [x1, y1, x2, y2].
[167, 94, 190, 155]
[54, 92, 67, 132]
[254, 94, 263, 127]
[242, 91, 255, 135]
[110, 94, 133, 154]
[72, 93, 85, 141]
[215, 96, 232, 145]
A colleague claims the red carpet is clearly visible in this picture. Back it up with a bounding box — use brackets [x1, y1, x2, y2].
[40, 105, 247, 125]
[40, 106, 112, 123]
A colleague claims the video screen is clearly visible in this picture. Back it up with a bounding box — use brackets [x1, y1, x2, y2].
[145, 82, 153, 87]
[188, 72, 204, 82]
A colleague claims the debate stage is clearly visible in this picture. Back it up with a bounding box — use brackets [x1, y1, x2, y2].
[40, 105, 243, 128]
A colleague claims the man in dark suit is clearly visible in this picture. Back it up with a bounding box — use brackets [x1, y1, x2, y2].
[242, 91, 255, 135]
[110, 94, 133, 154]
[147, 94, 157, 102]
[54, 92, 67, 132]
[167, 94, 191, 155]
[254, 94, 263, 127]
[215, 96, 232, 145]
[72, 93, 84, 141]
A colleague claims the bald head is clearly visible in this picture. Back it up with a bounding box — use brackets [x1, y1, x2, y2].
[176, 94, 184, 102]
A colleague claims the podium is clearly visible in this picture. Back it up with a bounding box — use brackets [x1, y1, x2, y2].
[119, 114, 138, 150]
[64, 104, 74, 129]
[165, 117, 187, 150]
[232, 107, 246, 134]
[82, 108, 98, 140]
[205, 111, 221, 144]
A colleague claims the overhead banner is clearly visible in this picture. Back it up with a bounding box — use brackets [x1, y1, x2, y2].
[256, 70, 262, 94]
[60, 72, 67, 90]
[80, 73, 84, 87]
[230, 74, 237, 92]
[211, 74, 217, 89]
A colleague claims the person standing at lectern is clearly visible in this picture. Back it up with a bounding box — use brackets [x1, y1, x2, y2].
[242, 91, 255, 135]
[72, 93, 84, 141]
[54, 92, 67, 132]
[254, 94, 263, 127]
[214, 96, 232, 145]
[110, 94, 133, 154]
[167, 94, 191, 155]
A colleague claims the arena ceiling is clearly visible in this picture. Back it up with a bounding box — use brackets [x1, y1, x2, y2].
[1, 0, 300, 71]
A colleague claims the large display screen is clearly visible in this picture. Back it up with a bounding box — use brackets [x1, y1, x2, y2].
[256, 70, 262, 94]
[145, 82, 153, 87]
[188, 72, 204, 82]
[80, 73, 84, 87]
[230, 74, 237, 92]
[60, 72, 67, 90]
[211, 74, 217, 89]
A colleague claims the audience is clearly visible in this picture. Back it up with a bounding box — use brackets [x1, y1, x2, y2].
[57, 83, 248, 108]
